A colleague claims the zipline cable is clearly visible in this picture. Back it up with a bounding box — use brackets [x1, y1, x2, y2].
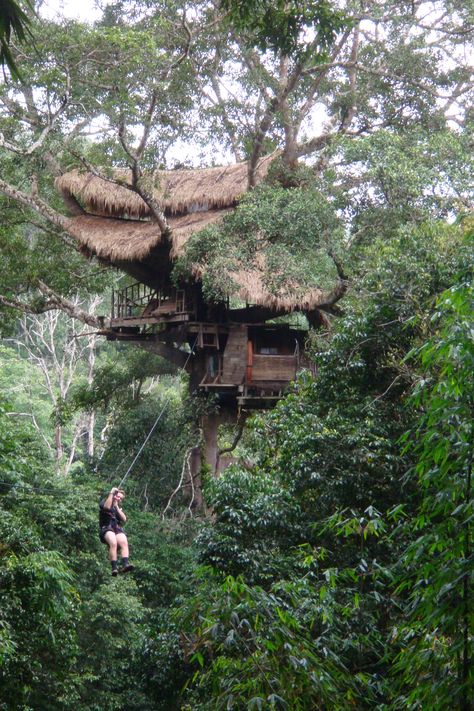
[0, 339, 198, 498]
[0, 479, 81, 496]
[116, 337, 198, 490]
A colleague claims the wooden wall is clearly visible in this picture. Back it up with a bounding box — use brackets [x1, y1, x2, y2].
[251, 354, 297, 382]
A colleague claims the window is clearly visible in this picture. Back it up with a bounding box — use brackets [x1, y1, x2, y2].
[259, 347, 279, 355]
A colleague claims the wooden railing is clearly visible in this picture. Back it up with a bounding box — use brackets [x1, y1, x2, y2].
[112, 283, 156, 319]
[111, 282, 191, 320]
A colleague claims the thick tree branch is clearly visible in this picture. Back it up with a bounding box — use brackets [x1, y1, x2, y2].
[37, 282, 104, 327]
[294, 27, 352, 131]
[0, 294, 57, 316]
[248, 52, 310, 185]
[217, 420, 245, 458]
[240, 46, 278, 98]
[339, 26, 360, 132]
[0, 177, 68, 229]
[68, 150, 171, 237]
[0, 291, 102, 330]
[135, 89, 159, 159]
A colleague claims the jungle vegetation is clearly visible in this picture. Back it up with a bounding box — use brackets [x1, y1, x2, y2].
[0, 1, 473, 709]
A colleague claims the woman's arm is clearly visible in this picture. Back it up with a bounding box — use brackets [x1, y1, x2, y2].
[103, 487, 118, 510]
[116, 505, 126, 522]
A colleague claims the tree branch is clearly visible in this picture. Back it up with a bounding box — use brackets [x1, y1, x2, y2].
[36, 282, 104, 327]
[247, 56, 308, 185]
[69, 150, 171, 237]
[0, 177, 68, 230]
[0, 87, 69, 157]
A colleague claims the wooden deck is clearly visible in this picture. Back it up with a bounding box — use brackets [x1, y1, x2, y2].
[110, 313, 190, 328]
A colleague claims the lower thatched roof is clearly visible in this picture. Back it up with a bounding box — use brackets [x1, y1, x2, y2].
[66, 211, 229, 262]
[66, 212, 326, 311]
[230, 268, 325, 312]
[191, 252, 326, 313]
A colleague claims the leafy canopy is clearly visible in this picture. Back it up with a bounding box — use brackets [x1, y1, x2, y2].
[220, 0, 346, 57]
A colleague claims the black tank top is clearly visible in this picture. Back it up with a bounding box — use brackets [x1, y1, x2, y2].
[99, 499, 122, 529]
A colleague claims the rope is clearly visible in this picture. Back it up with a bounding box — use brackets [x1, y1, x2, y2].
[116, 337, 197, 490]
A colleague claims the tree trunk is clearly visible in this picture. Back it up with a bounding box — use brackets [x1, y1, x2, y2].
[87, 411, 95, 458]
[55, 424, 63, 470]
[202, 413, 220, 474]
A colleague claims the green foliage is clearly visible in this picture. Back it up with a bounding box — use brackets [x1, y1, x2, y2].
[180, 217, 472, 706]
[178, 506, 401, 711]
[94, 382, 199, 510]
[0, 403, 81, 709]
[174, 183, 343, 302]
[177, 570, 358, 710]
[136, 609, 189, 710]
[0, 216, 113, 336]
[64, 347, 175, 417]
[0, 399, 201, 710]
[339, 131, 474, 241]
[76, 579, 148, 711]
[198, 466, 305, 583]
[0, 0, 33, 79]
[0, 550, 81, 710]
[0, 1, 472, 707]
[0, 398, 49, 484]
[198, 218, 469, 578]
[0, 344, 52, 433]
[220, 0, 346, 58]
[392, 277, 474, 709]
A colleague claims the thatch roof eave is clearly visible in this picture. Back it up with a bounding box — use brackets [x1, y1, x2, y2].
[56, 154, 276, 219]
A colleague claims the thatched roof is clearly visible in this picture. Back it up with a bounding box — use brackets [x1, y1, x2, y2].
[65, 212, 326, 311]
[191, 252, 326, 312]
[59, 155, 331, 312]
[230, 269, 325, 312]
[65, 211, 229, 263]
[56, 155, 275, 219]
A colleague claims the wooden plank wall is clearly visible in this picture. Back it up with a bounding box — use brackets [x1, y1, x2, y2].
[252, 354, 297, 381]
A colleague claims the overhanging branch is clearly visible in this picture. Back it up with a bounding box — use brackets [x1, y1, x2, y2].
[0, 177, 68, 230]
[0, 285, 103, 328]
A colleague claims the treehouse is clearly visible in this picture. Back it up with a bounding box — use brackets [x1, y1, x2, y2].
[56, 158, 343, 472]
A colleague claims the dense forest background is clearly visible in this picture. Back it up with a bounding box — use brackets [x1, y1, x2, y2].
[0, 1, 473, 709]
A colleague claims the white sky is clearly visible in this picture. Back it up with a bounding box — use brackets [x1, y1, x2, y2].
[38, 0, 469, 162]
[40, 0, 102, 22]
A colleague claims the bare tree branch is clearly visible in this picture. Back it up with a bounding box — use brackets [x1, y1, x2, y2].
[68, 149, 171, 237]
[0, 177, 68, 229]
[37, 281, 104, 327]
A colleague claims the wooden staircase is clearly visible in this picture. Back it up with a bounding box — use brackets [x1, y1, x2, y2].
[222, 325, 248, 384]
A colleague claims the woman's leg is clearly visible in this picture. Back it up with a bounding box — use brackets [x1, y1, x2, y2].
[115, 532, 129, 559]
[115, 532, 134, 572]
[103, 530, 119, 575]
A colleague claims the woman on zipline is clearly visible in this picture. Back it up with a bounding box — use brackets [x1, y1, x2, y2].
[99, 487, 135, 576]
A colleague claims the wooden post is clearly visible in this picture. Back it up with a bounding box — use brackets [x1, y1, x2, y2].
[246, 339, 253, 384]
